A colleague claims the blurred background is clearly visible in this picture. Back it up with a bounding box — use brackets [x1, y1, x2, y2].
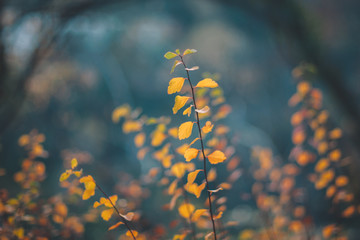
[0, 0, 359, 239]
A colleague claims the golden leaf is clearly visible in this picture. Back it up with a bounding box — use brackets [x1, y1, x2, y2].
[173, 96, 190, 114]
[178, 121, 194, 140]
[184, 148, 199, 162]
[123, 120, 142, 134]
[168, 77, 186, 94]
[171, 162, 187, 178]
[71, 158, 78, 169]
[207, 150, 226, 164]
[178, 203, 195, 218]
[202, 121, 214, 133]
[183, 106, 192, 117]
[101, 209, 114, 221]
[59, 170, 71, 182]
[134, 132, 146, 148]
[195, 78, 218, 88]
[126, 230, 139, 237]
[187, 169, 202, 185]
[191, 209, 207, 222]
[183, 49, 197, 56]
[112, 105, 130, 123]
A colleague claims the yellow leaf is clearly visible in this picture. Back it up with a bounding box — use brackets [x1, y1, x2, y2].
[178, 121, 194, 140]
[71, 158, 78, 169]
[112, 105, 130, 123]
[13, 228, 24, 239]
[170, 60, 182, 74]
[168, 77, 186, 94]
[108, 221, 124, 231]
[183, 49, 197, 56]
[191, 209, 207, 222]
[82, 188, 95, 200]
[134, 132, 146, 148]
[173, 233, 187, 240]
[207, 168, 216, 182]
[208, 150, 226, 164]
[168, 127, 178, 138]
[171, 162, 187, 178]
[123, 121, 142, 134]
[195, 78, 218, 88]
[194, 182, 206, 198]
[164, 51, 177, 59]
[187, 169, 202, 185]
[73, 170, 82, 177]
[183, 106, 192, 117]
[151, 131, 167, 147]
[104, 195, 118, 208]
[93, 201, 101, 208]
[178, 203, 195, 218]
[202, 121, 214, 133]
[126, 230, 139, 237]
[184, 148, 199, 162]
[101, 209, 114, 221]
[59, 170, 71, 182]
[173, 96, 190, 114]
[168, 179, 178, 195]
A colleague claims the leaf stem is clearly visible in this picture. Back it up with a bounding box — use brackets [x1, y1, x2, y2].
[95, 184, 137, 240]
[179, 55, 218, 240]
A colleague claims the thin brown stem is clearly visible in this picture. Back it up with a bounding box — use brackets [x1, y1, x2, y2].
[95, 184, 137, 240]
[179, 55, 217, 240]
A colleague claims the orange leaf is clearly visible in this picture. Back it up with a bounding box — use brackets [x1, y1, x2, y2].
[126, 230, 138, 237]
[173, 96, 190, 114]
[207, 150, 226, 164]
[202, 121, 213, 133]
[191, 209, 207, 222]
[168, 77, 186, 94]
[178, 121, 194, 140]
[184, 148, 199, 162]
[108, 221, 124, 231]
[101, 209, 114, 221]
[134, 132, 146, 148]
[178, 203, 195, 218]
[195, 78, 218, 88]
[187, 169, 202, 185]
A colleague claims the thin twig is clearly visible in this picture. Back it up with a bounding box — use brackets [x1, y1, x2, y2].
[179, 55, 218, 240]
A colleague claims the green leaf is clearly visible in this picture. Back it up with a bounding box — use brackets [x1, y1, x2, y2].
[164, 51, 177, 59]
[183, 49, 197, 56]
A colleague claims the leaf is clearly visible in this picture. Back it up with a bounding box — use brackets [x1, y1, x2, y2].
[112, 105, 130, 123]
[185, 66, 199, 71]
[171, 162, 187, 178]
[173, 96, 190, 114]
[191, 209, 208, 222]
[164, 51, 177, 59]
[184, 148, 199, 162]
[126, 230, 138, 237]
[194, 182, 206, 198]
[178, 121, 194, 140]
[168, 77, 186, 94]
[187, 169, 202, 185]
[207, 168, 216, 182]
[202, 121, 214, 133]
[59, 171, 71, 182]
[108, 221, 124, 231]
[183, 49, 197, 56]
[134, 132, 146, 148]
[208, 187, 223, 194]
[168, 127, 178, 138]
[104, 195, 118, 208]
[205, 232, 214, 240]
[170, 60, 182, 74]
[123, 121, 142, 134]
[120, 212, 135, 221]
[173, 234, 187, 240]
[178, 203, 195, 218]
[195, 78, 218, 88]
[189, 137, 199, 147]
[71, 158, 78, 169]
[208, 150, 226, 164]
[101, 209, 114, 221]
[82, 188, 95, 200]
[175, 49, 180, 55]
[183, 106, 192, 117]
[195, 106, 210, 114]
[168, 179, 178, 195]
[214, 211, 223, 220]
